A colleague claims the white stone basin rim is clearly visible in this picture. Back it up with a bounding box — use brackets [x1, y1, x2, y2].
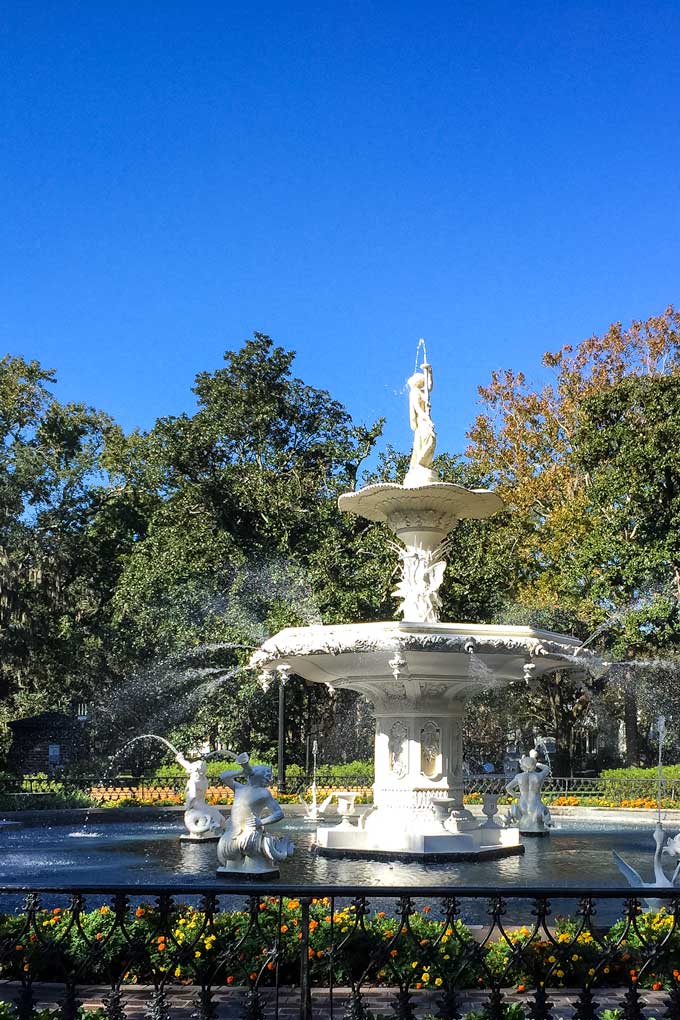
[250, 620, 596, 684]
[338, 482, 504, 535]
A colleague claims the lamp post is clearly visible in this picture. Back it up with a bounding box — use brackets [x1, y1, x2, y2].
[277, 665, 291, 794]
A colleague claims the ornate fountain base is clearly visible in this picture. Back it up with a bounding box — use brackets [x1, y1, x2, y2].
[315, 808, 522, 860]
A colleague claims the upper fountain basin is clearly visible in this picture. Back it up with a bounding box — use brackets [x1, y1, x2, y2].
[338, 482, 504, 547]
[250, 621, 593, 703]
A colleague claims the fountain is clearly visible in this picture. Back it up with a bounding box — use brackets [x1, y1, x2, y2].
[216, 752, 295, 877]
[613, 714, 680, 901]
[505, 749, 552, 835]
[251, 347, 596, 859]
[298, 739, 334, 820]
[174, 748, 229, 842]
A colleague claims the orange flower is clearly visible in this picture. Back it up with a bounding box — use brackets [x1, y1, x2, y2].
[135, 907, 145, 918]
[309, 920, 319, 931]
[517, 984, 526, 993]
[158, 943, 166, 952]
[308, 949, 315, 959]
[15, 945, 23, 951]
[100, 906, 110, 915]
[280, 924, 288, 933]
[390, 949, 398, 957]
[52, 908, 61, 915]
[95, 932, 104, 941]
[249, 972, 257, 981]
[226, 975, 235, 985]
[423, 906, 431, 914]
[23, 964, 29, 973]
[653, 982, 663, 991]
[377, 912, 386, 918]
[415, 982, 422, 990]
[267, 962, 275, 971]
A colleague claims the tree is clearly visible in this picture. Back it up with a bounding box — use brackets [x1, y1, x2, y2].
[105, 334, 384, 757]
[0, 355, 146, 749]
[466, 306, 680, 767]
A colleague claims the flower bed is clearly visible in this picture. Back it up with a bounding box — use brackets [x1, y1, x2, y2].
[2, 897, 680, 993]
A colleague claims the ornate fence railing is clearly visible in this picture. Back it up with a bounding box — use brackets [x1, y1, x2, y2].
[1, 883, 680, 1020]
[2, 773, 680, 808]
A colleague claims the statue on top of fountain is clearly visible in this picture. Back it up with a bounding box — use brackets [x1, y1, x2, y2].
[216, 752, 295, 876]
[175, 752, 226, 842]
[405, 358, 436, 487]
[505, 749, 552, 835]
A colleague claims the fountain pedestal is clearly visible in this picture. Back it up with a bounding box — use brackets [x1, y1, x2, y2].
[253, 619, 586, 859]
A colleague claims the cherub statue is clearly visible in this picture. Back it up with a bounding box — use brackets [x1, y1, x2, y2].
[505, 749, 552, 833]
[175, 752, 226, 841]
[216, 752, 295, 875]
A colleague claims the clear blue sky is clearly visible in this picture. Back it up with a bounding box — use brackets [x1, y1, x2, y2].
[2, 1, 679, 457]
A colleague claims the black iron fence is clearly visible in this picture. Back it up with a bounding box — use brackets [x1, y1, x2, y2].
[1, 883, 680, 1020]
[2, 773, 680, 808]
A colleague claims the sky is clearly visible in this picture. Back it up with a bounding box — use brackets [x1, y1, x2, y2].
[2, 1, 680, 459]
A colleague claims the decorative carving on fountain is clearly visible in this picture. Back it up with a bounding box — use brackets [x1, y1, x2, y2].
[420, 721, 441, 778]
[390, 539, 452, 623]
[388, 720, 409, 778]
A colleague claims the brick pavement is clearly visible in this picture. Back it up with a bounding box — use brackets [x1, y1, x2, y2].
[0, 982, 670, 1018]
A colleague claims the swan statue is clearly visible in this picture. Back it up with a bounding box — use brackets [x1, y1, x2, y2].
[613, 825, 680, 909]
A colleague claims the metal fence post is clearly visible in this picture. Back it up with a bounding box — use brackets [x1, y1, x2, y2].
[299, 896, 313, 1020]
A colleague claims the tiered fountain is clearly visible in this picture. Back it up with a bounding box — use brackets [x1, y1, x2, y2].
[252, 349, 594, 859]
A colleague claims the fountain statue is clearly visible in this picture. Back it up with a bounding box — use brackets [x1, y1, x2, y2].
[614, 825, 680, 908]
[216, 752, 295, 877]
[505, 749, 552, 835]
[298, 739, 334, 820]
[251, 342, 597, 859]
[174, 751, 227, 842]
[613, 715, 680, 905]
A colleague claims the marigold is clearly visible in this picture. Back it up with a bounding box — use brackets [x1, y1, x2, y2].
[249, 972, 257, 981]
[390, 949, 398, 957]
[280, 924, 288, 933]
[517, 984, 526, 993]
[135, 907, 145, 918]
[226, 975, 235, 985]
[95, 932, 104, 941]
[653, 981, 663, 991]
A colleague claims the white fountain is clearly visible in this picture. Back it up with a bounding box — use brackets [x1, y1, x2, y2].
[251, 346, 595, 859]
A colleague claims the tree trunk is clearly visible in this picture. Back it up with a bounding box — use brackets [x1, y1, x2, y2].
[624, 690, 639, 765]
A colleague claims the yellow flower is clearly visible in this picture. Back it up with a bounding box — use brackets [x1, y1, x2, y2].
[555, 969, 564, 978]
[174, 967, 182, 978]
[588, 968, 596, 977]
[547, 956, 556, 963]
[443, 954, 450, 960]
[422, 973, 430, 983]
[195, 951, 201, 958]
[435, 978, 443, 987]
[411, 962, 418, 969]
[557, 934, 570, 943]
[571, 954, 580, 962]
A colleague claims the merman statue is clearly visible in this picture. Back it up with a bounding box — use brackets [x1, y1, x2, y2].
[216, 752, 295, 876]
[175, 752, 226, 842]
[505, 749, 552, 835]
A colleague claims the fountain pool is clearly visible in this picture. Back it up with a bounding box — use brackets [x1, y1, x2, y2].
[0, 816, 669, 890]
